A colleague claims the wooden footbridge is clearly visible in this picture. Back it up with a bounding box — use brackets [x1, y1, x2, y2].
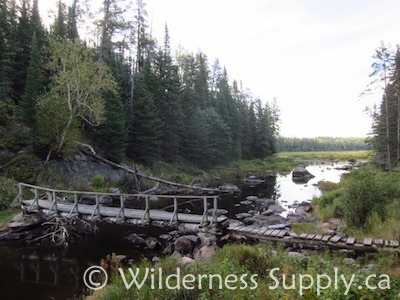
[12, 183, 400, 253]
[13, 183, 227, 226]
[227, 223, 400, 253]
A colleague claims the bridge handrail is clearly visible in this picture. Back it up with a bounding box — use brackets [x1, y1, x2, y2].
[16, 182, 220, 225]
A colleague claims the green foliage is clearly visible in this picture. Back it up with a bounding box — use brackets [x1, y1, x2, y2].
[91, 244, 400, 300]
[4, 154, 41, 184]
[92, 174, 105, 188]
[35, 95, 81, 158]
[0, 177, 17, 210]
[341, 169, 399, 228]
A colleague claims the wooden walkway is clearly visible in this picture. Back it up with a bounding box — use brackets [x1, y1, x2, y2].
[228, 224, 400, 252]
[14, 183, 227, 226]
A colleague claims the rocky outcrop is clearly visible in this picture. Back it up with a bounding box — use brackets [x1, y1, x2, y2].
[46, 152, 135, 186]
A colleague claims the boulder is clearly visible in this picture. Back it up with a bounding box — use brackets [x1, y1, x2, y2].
[194, 244, 218, 262]
[292, 165, 315, 183]
[174, 236, 198, 255]
[219, 183, 241, 193]
[268, 204, 286, 214]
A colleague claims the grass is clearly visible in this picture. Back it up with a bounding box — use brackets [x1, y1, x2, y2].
[88, 243, 400, 300]
[0, 208, 20, 229]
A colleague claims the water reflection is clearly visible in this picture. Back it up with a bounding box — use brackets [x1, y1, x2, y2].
[275, 162, 350, 216]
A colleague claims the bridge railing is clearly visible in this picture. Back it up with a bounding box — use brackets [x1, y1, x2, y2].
[15, 183, 220, 225]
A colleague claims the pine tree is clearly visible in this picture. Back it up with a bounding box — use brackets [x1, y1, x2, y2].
[128, 58, 160, 163]
[153, 25, 183, 161]
[19, 31, 43, 125]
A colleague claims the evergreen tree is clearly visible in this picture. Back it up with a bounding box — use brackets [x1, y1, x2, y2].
[51, 1, 68, 38]
[128, 58, 160, 163]
[19, 31, 43, 125]
[153, 25, 183, 161]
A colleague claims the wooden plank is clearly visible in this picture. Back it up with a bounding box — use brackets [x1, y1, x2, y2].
[250, 227, 263, 234]
[264, 230, 274, 236]
[241, 226, 256, 233]
[299, 233, 308, 239]
[346, 237, 356, 245]
[255, 227, 269, 235]
[305, 234, 316, 240]
[288, 231, 299, 238]
[363, 237, 373, 246]
[313, 234, 323, 241]
[390, 240, 399, 247]
[329, 235, 342, 243]
[270, 230, 281, 237]
[277, 230, 287, 238]
[374, 239, 384, 246]
[322, 235, 331, 242]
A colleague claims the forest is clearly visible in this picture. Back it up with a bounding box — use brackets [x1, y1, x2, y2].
[277, 136, 371, 152]
[0, 0, 279, 168]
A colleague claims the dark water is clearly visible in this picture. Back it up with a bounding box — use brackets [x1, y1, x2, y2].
[0, 162, 349, 299]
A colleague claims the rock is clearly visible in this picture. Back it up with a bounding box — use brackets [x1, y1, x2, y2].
[235, 213, 252, 219]
[99, 195, 113, 205]
[197, 232, 217, 246]
[259, 214, 286, 226]
[261, 209, 274, 216]
[243, 217, 261, 226]
[246, 196, 258, 201]
[292, 165, 315, 183]
[174, 236, 196, 255]
[219, 183, 241, 193]
[146, 237, 161, 250]
[180, 256, 195, 265]
[207, 209, 228, 216]
[79, 194, 96, 205]
[286, 214, 305, 224]
[255, 198, 276, 207]
[240, 200, 253, 205]
[296, 201, 312, 213]
[268, 204, 286, 213]
[194, 244, 218, 262]
[125, 233, 147, 248]
[159, 234, 173, 241]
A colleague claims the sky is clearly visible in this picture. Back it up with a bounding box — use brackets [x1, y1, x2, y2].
[40, 0, 400, 138]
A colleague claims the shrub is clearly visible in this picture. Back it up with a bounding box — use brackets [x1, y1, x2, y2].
[0, 177, 18, 210]
[341, 169, 398, 228]
[93, 174, 106, 188]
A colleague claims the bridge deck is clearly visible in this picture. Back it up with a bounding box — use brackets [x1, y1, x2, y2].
[228, 224, 400, 252]
[22, 199, 227, 224]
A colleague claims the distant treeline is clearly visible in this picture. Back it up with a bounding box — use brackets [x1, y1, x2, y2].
[277, 137, 372, 152]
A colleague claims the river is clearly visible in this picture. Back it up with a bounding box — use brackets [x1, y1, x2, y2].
[0, 161, 351, 299]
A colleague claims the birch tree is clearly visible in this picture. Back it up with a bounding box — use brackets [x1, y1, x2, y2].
[37, 37, 117, 161]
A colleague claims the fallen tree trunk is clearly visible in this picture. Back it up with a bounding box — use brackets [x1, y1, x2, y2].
[80, 147, 225, 194]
